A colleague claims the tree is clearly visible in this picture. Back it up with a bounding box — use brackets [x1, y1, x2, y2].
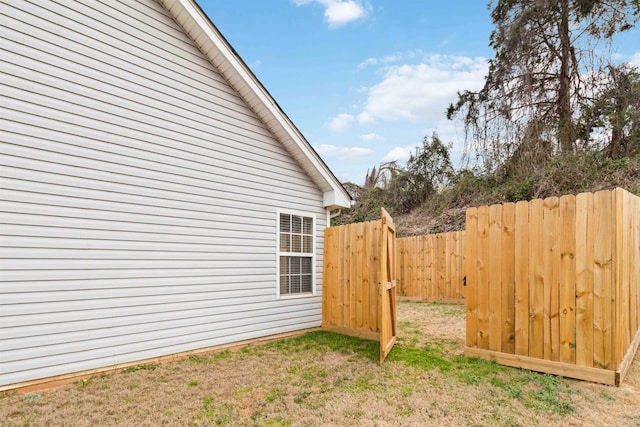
[579, 64, 640, 157]
[407, 133, 455, 197]
[448, 0, 640, 169]
[389, 133, 454, 212]
[363, 161, 401, 189]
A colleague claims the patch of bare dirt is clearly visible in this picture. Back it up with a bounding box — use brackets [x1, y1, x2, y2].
[398, 302, 466, 355]
[395, 207, 466, 237]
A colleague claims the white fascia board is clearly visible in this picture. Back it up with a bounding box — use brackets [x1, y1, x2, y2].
[160, 0, 351, 209]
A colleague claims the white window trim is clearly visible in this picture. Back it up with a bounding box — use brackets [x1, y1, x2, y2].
[276, 209, 316, 299]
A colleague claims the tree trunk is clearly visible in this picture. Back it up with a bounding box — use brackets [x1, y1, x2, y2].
[608, 110, 624, 158]
[557, 0, 575, 153]
[607, 69, 631, 159]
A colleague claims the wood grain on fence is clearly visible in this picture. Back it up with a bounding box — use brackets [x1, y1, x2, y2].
[396, 231, 465, 303]
[465, 188, 640, 385]
[322, 219, 381, 340]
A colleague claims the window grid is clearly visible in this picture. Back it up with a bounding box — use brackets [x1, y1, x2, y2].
[279, 256, 313, 295]
[278, 213, 314, 296]
[279, 214, 313, 254]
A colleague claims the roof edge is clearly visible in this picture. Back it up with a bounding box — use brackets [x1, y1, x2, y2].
[159, 0, 352, 209]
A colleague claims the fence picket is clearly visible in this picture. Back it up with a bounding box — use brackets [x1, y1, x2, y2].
[417, 236, 425, 299]
[466, 209, 478, 348]
[338, 227, 349, 325]
[502, 203, 516, 354]
[514, 201, 529, 356]
[424, 236, 431, 299]
[559, 195, 576, 364]
[529, 198, 545, 360]
[575, 192, 595, 367]
[543, 197, 560, 361]
[370, 221, 380, 331]
[630, 195, 640, 348]
[477, 206, 490, 349]
[596, 191, 615, 369]
[438, 234, 447, 301]
[614, 189, 623, 366]
[457, 231, 465, 299]
[489, 204, 503, 352]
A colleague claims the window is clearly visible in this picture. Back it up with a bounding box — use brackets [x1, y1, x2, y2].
[278, 212, 314, 296]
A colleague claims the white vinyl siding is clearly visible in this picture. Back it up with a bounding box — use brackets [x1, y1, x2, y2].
[0, 0, 327, 387]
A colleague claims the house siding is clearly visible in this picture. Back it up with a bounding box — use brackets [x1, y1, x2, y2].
[0, 0, 327, 387]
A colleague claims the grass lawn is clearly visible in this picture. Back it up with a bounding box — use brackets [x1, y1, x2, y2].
[2, 301, 639, 426]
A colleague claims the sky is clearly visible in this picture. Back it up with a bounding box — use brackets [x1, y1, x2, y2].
[198, 1, 640, 185]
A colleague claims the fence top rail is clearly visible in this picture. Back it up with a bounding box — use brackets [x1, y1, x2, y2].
[465, 187, 638, 214]
[328, 209, 396, 231]
[329, 218, 381, 230]
[396, 230, 465, 240]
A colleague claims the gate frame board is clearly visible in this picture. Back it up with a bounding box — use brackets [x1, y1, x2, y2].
[379, 208, 398, 362]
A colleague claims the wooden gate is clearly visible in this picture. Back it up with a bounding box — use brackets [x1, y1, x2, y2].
[322, 208, 397, 362]
[379, 209, 397, 362]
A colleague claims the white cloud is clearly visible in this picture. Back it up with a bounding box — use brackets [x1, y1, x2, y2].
[358, 133, 384, 142]
[328, 113, 355, 132]
[381, 119, 467, 165]
[294, 0, 371, 28]
[358, 53, 402, 69]
[314, 144, 374, 158]
[630, 52, 640, 67]
[381, 54, 401, 64]
[358, 57, 378, 69]
[357, 111, 375, 125]
[382, 145, 417, 162]
[407, 49, 424, 59]
[357, 54, 488, 124]
[324, 1, 370, 28]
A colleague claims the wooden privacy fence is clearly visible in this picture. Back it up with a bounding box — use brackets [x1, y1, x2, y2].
[397, 231, 465, 303]
[464, 188, 640, 385]
[322, 208, 397, 362]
